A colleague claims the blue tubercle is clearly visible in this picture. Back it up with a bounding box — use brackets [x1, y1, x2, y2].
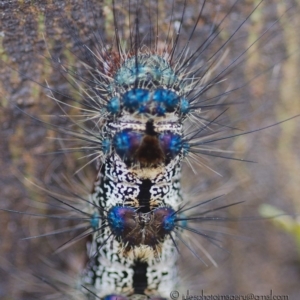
[90, 212, 100, 230]
[153, 89, 179, 111]
[180, 98, 190, 114]
[107, 206, 135, 236]
[102, 138, 111, 154]
[155, 207, 176, 232]
[107, 96, 120, 114]
[113, 130, 142, 158]
[122, 89, 150, 112]
[159, 133, 184, 157]
[113, 131, 130, 155]
[169, 134, 183, 156]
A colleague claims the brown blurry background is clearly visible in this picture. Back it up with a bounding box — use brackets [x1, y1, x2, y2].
[0, 0, 300, 299]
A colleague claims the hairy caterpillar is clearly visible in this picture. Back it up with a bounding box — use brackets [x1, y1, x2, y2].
[1, 0, 300, 299]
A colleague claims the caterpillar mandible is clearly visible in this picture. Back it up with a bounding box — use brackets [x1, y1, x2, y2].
[1, 0, 300, 299]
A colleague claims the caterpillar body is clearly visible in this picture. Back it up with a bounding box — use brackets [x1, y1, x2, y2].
[81, 52, 188, 296]
[1, 0, 300, 299]
[74, 3, 243, 297]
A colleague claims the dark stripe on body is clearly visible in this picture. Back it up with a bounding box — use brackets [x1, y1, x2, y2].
[132, 260, 148, 294]
[137, 179, 152, 213]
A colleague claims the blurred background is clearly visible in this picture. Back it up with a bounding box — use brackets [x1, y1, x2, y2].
[0, 0, 300, 299]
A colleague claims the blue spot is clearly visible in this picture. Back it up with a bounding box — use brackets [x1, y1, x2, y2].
[113, 131, 130, 156]
[90, 212, 99, 230]
[107, 206, 135, 236]
[153, 89, 179, 111]
[180, 98, 190, 114]
[155, 207, 176, 232]
[107, 97, 120, 114]
[163, 213, 175, 231]
[122, 89, 150, 112]
[159, 133, 183, 157]
[102, 138, 111, 154]
[113, 130, 142, 159]
[169, 135, 183, 155]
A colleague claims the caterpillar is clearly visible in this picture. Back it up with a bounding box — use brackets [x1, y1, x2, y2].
[1, 0, 300, 299]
